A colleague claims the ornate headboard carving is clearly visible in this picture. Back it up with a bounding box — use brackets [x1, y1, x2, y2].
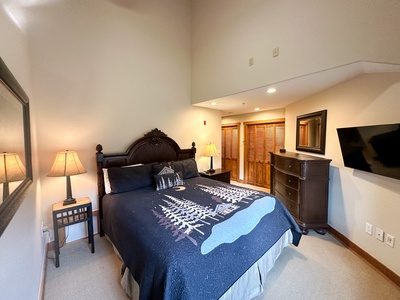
[95, 128, 196, 235]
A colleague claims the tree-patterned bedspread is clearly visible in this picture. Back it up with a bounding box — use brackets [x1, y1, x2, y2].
[102, 176, 301, 300]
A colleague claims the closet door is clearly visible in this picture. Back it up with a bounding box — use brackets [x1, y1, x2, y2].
[221, 124, 239, 181]
[245, 121, 285, 189]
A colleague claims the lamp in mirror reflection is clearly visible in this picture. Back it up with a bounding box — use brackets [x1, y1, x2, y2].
[0, 152, 26, 200]
[204, 143, 218, 173]
[48, 150, 86, 206]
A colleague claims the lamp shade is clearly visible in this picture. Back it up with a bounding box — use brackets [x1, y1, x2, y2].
[205, 143, 218, 157]
[48, 150, 86, 177]
[48, 150, 86, 206]
[0, 152, 26, 184]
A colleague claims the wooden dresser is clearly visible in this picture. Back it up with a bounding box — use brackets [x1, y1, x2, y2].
[270, 151, 331, 234]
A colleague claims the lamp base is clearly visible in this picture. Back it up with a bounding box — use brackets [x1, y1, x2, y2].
[207, 168, 215, 173]
[63, 198, 76, 206]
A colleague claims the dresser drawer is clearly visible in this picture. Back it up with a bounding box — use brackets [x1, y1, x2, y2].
[274, 155, 301, 175]
[275, 190, 299, 218]
[275, 170, 299, 190]
[275, 182, 299, 203]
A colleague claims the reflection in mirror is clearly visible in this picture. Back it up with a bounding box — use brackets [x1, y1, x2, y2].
[0, 57, 32, 237]
[0, 153, 26, 201]
[296, 110, 327, 154]
[298, 117, 322, 148]
[0, 87, 26, 204]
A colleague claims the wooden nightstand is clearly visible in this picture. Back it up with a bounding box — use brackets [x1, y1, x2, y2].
[52, 197, 95, 267]
[200, 168, 231, 183]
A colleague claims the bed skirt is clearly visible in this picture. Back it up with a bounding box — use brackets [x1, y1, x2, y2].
[110, 229, 293, 300]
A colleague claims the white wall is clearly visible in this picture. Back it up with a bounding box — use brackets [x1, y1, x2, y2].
[191, 0, 400, 104]
[0, 4, 45, 300]
[2, 1, 220, 298]
[193, 0, 400, 277]
[26, 0, 221, 241]
[285, 73, 400, 275]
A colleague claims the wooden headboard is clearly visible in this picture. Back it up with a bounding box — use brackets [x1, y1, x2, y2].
[95, 128, 196, 235]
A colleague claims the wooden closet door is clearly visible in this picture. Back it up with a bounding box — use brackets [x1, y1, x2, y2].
[247, 124, 268, 187]
[221, 124, 239, 181]
[245, 121, 285, 189]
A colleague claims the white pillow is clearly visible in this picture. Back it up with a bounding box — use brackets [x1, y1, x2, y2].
[103, 168, 112, 194]
[103, 164, 143, 194]
[122, 164, 143, 168]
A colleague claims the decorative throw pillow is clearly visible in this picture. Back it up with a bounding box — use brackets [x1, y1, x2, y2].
[154, 171, 184, 191]
[171, 158, 199, 179]
[152, 162, 174, 175]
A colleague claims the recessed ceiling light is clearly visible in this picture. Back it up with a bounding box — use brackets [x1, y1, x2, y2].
[266, 88, 277, 94]
[210, 102, 218, 106]
[254, 108, 260, 111]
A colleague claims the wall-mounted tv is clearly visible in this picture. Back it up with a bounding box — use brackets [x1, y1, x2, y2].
[337, 123, 400, 180]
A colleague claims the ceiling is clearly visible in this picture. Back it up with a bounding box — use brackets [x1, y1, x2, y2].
[193, 61, 400, 117]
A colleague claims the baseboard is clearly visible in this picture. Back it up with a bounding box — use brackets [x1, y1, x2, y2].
[328, 226, 399, 287]
[38, 237, 49, 300]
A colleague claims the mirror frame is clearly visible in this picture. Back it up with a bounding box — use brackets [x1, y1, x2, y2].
[296, 109, 327, 154]
[0, 57, 32, 237]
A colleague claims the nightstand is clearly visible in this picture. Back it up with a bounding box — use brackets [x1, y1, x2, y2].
[52, 197, 95, 267]
[200, 168, 231, 183]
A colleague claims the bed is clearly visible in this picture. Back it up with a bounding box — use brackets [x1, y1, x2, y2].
[96, 128, 302, 300]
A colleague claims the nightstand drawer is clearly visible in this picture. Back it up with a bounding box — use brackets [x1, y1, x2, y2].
[200, 169, 231, 183]
[213, 172, 230, 183]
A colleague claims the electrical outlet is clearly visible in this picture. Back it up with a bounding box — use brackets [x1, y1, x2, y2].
[386, 234, 395, 248]
[365, 222, 373, 235]
[41, 221, 50, 239]
[376, 227, 384, 242]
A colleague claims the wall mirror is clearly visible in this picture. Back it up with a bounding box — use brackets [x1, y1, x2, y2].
[296, 109, 327, 154]
[0, 57, 32, 237]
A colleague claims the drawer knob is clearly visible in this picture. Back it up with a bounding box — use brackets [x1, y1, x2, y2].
[288, 192, 291, 195]
[288, 179, 291, 183]
[289, 164, 292, 168]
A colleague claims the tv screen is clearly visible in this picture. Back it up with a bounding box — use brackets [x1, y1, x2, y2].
[337, 123, 400, 180]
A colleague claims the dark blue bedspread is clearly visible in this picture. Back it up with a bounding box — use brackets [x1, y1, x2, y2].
[102, 177, 301, 300]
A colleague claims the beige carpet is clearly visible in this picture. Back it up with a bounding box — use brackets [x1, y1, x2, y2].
[44, 231, 400, 300]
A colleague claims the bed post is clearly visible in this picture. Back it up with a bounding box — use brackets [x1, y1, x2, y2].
[191, 142, 196, 158]
[96, 144, 105, 236]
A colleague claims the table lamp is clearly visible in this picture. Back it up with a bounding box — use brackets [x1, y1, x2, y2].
[204, 143, 218, 173]
[48, 150, 86, 206]
[0, 152, 26, 200]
